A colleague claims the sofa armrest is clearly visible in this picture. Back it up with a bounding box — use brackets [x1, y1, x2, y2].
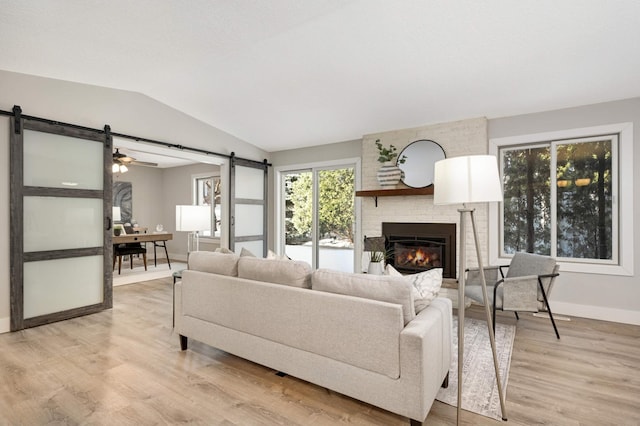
[399, 297, 453, 421]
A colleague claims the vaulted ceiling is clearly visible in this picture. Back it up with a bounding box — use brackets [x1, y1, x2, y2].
[1, 0, 639, 152]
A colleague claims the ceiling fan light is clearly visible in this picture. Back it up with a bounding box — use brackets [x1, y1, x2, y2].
[112, 163, 120, 173]
[119, 164, 128, 173]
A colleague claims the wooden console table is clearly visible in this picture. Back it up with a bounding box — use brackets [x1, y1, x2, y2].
[113, 233, 173, 267]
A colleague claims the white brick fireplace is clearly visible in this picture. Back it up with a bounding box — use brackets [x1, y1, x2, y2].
[360, 117, 492, 276]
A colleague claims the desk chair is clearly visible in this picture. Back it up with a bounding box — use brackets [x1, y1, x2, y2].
[113, 225, 148, 274]
[153, 241, 171, 268]
[113, 243, 148, 274]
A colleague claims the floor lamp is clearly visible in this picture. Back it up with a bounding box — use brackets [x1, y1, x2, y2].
[176, 205, 211, 254]
[433, 155, 507, 424]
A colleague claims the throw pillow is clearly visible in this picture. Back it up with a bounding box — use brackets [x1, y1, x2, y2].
[386, 264, 443, 314]
[312, 269, 415, 325]
[240, 247, 256, 257]
[188, 251, 240, 276]
[266, 249, 289, 260]
[214, 247, 234, 254]
[238, 256, 312, 288]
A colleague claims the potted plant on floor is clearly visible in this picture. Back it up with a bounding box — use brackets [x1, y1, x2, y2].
[375, 139, 406, 188]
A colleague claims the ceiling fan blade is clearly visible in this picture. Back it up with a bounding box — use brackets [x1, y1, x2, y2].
[113, 148, 136, 163]
[131, 160, 158, 167]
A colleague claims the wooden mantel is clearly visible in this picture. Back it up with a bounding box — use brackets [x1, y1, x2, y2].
[355, 186, 434, 206]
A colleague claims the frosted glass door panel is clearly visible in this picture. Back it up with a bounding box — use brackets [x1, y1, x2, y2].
[24, 256, 104, 318]
[235, 166, 264, 200]
[235, 240, 264, 257]
[23, 129, 104, 190]
[24, 196, 104, 252]
[234, 204, 264, 237]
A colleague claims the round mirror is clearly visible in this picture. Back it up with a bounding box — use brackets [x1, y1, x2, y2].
[397, 140, 446, 188]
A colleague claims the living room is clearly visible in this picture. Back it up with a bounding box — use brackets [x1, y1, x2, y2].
[1, 2, 639, 424]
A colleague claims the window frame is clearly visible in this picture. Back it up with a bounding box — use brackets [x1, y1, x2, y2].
[274, 157, 361, 272]
[489, 122, 634, 276]
[192, 172, 221, 241]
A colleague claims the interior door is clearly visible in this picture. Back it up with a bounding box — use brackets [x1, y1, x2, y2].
[229, 156, 268, 256]
[10, 116, 112, 331]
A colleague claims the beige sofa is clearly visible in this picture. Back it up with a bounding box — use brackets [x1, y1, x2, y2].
[174, 252, 452, 425]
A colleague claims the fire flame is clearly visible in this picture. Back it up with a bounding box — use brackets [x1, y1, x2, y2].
[397, 247, 439, 268]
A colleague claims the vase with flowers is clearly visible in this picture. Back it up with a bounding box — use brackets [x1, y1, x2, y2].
[375, 139, 406, 188]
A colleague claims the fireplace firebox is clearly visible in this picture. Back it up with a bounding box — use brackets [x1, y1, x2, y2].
[382, 222, 456, 278]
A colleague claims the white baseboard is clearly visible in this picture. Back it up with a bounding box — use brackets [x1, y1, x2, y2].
[0, 316, 10, 334]
[171, 253, 188, 263]
[552, 301, 640, 326]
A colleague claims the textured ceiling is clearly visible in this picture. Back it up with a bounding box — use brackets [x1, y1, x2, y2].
[1, 0, 640, 152]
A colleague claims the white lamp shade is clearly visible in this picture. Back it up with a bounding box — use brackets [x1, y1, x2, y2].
[176, 205, 211, 232]
[433, 155, 503, 205]
[112, 206, 121, 222]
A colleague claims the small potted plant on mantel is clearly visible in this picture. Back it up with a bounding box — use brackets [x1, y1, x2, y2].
[375, 139, 406, 188]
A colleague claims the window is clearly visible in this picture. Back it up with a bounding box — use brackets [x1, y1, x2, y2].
[490, 122, 633, 276]
[276, 159, 359, 272]
[194, 174, 221, 238]
[501, 136, 615, 260]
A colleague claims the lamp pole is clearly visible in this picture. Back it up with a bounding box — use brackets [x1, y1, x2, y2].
[434, 155, 508, 425]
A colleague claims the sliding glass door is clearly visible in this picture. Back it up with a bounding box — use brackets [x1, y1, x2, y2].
[229, 156, 268, 256]
[10, 117, 112, 331]
[281, 165, 356, 272]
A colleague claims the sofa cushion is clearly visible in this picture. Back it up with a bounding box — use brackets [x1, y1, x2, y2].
[311, 269, 415, 325]
[238, 256, 312, 288]
[386, 265, 443, 313]
[188, 251, 239, 276]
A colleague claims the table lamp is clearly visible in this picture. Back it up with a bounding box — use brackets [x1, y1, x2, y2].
[175, 205, 211, 253]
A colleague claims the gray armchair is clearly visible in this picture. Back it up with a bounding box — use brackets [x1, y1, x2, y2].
[464, 252, 560, 339]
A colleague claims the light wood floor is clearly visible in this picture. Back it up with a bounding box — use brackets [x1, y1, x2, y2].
[1, 278, 639, 425]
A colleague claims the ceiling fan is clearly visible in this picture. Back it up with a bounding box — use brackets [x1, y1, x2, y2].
[112, 148, 158, 169]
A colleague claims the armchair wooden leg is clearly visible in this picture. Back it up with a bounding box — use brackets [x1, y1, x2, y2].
[539, 282, 560, 339]
[441, 371, 450, 388]
[179, 335, 188, 351]
[492, 302, 497, 334]
[129, 254, 134, 269]
[410, 419, 423, 426]
[142, 253, 148, 271]
[514, 311, 520, 320]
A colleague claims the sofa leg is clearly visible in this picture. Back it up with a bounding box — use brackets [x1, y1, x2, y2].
[179, 335, 188, 351]
[410, 419, 423, 426]
[442, 371, 450, 388]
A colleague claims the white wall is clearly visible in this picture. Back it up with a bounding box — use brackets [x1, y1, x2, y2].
[0, 70, 266, 333]
[489, 97, 640, 324]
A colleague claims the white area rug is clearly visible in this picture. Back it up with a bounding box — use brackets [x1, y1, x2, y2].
[436, 316, 515, 420]
[113, 262, 187, 286]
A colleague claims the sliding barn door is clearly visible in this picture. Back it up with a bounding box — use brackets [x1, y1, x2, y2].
[229, 156, 268, 257]
[10, 114, 112, 331]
